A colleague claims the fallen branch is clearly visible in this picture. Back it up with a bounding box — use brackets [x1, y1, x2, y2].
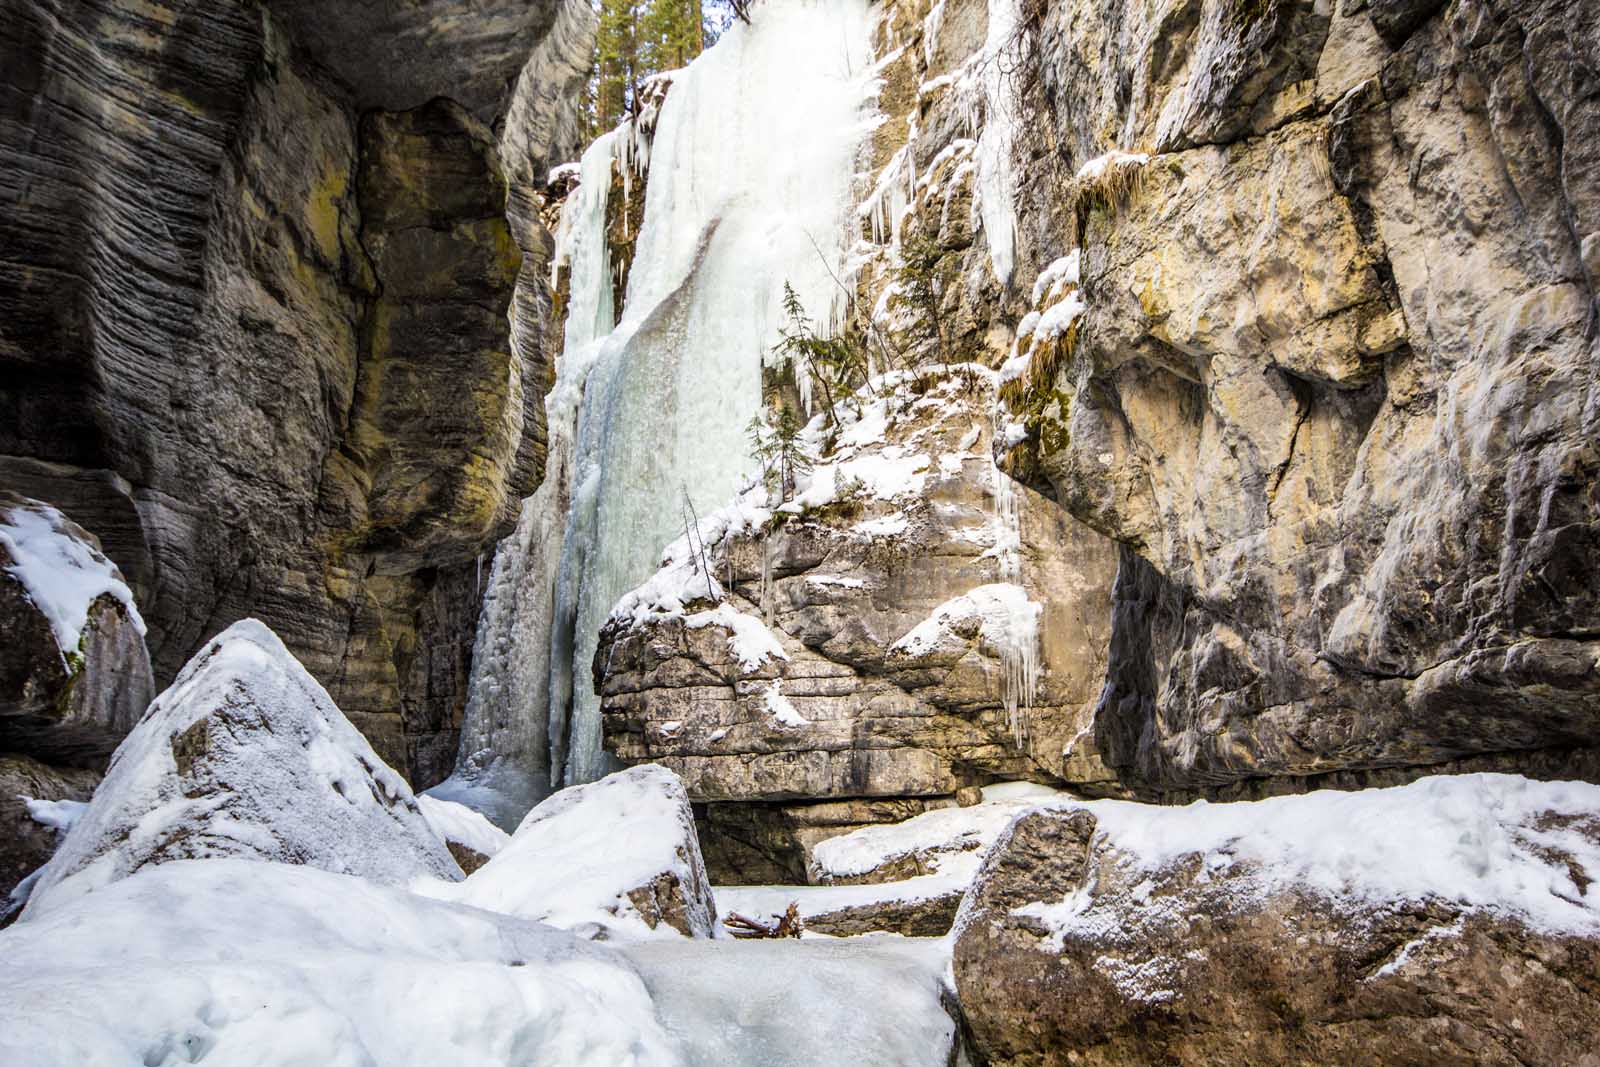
[724, 902, 803, 939]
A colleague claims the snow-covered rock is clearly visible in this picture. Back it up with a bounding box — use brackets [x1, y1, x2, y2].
[0, 755, 99, 923]
[0, 493, 153, 767]
[953, 774, 1600, 1066]
[0, 859, 680, 1067]
[416, 794, 511, 874]
[21, 620, 461, 918]
[425, 764, 717, 940]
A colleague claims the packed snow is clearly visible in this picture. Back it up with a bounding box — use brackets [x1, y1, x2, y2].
[1030, 251, 1081, 305]
[0, 860, 682, 1067]
[420, 765, 716, 941]
[21, 796, 88, 835]
[1074, 149, 1150, 182]
[0, 499, 145, 664]
[610, 486, 773, 625]
[1010, 774, 1600, 943]
[622, 936, 958, 1067]
[416, 794, 511, 861]
[22, 619, 460, 919]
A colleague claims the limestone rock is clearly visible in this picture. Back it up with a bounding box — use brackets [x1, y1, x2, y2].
[0, 755, 99, 920]
[0, 495, 154, 767]
[597, 372, 1121, 809]
[0, 0, 594, 785]
[1000, 0, 1600, 793]
[22, 620, 461, 918]
[953, 774, 1600, 1066]
[428, 764, 718, 940]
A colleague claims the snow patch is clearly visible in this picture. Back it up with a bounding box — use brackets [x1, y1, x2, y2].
[0, 500, 145, 665]
[684, 604, 790, 673]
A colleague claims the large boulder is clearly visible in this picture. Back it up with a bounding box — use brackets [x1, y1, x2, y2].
[953, 774, 1600, 1066]
[20, 620, 461, 918]
[0, 494, 154, 766]
[426, 764, 718, 940]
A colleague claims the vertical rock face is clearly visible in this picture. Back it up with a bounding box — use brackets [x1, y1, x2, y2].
[999, 0, 1600, 793]
[0, 0, 594, 784]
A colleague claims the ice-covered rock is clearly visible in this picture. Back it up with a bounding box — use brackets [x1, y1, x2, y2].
[953, 774, 1600, 1066]
[416, 794, 511, 874]
[21, 620, 460, 918]
[0, 493, 153, 767]
[425, 764, 717, 940]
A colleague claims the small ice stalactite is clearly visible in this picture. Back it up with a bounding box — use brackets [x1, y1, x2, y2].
[985, 422, 1041, 747]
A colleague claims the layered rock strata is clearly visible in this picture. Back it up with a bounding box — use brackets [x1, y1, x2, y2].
[0, 0, 594, 784]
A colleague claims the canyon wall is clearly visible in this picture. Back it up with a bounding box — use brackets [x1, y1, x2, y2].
[0, 0, 594, 784]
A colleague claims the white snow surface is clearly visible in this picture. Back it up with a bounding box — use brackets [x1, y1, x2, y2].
[1030, 251, 1081, 305]
[0, 859, 682, 1067]
[0, 499, 145, 663]
[421, 765, 716, 941]
[1074, 149, 1150, 182]
[1, 857, 960, 1067]
[763, 680, 810, 727]
[891, 583, 1042, 661]
[1011, 774, 1600, 942]
[610, 485, 773, 625]
[621, 936, 958, 1067]
[685, 604, 791, 673]
[22, 619, 460, 918]
[416, 794, 511, 861]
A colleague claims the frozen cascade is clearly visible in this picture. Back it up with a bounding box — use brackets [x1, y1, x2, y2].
[429, 127, 624, 828]
[440, 0, 878, 823]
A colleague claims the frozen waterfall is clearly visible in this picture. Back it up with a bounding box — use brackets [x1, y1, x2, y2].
[435, 0, 876, 825]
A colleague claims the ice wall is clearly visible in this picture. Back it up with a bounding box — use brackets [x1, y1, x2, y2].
[441, 0, 877, 822]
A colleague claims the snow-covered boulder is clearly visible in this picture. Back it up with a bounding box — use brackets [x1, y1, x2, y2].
[426, 764, 717, 940]
[0, 493, 153, 766]
[953, 774, 1600, 1067]
[20, 620, 461, 918]
[417, 793, 510, 873]
[0, 859, 679, 1067]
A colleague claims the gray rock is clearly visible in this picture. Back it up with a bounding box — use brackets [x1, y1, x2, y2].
[952, 778, 1600, 1066]
[1004, 0, 1600, 795]
[0, 0, 595, 784]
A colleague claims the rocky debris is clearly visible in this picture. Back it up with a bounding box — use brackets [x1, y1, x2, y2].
[424, 765, 718, 940]
[0, 495, 154, 767]
[704, 781, 1067, 938]
[696, 796, 942, 884]
[0, 0, 595, 786]
[415, 794, 511, 875]
[1000, 0, 1600, 793]
[717, 878, 964, 939]
[21, 620, 461, 919]
[596, 372, 1120, 838]
[953, 774, 1600, 1066]
[0, 755, 99, 923]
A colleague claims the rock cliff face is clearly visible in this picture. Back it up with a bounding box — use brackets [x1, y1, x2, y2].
[0, 0, 594, 784]
[1000, 0, 1600, 792]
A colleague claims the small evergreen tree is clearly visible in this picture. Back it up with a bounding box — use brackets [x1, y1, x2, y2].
[747, 405, 812, 502]
[773, 282, 868, 428]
